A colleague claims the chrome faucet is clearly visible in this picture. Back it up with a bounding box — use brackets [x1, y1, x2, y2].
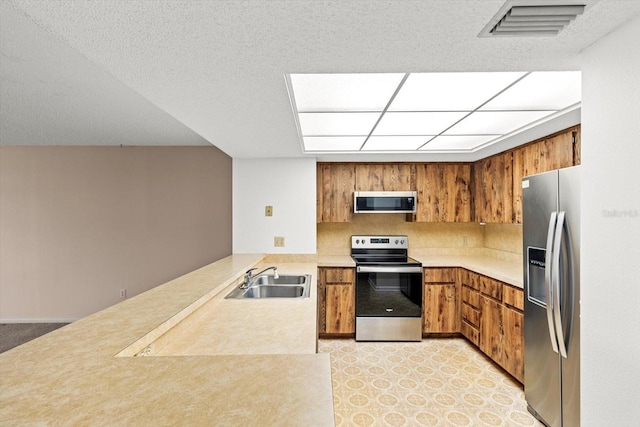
[240, 266, 279, 288]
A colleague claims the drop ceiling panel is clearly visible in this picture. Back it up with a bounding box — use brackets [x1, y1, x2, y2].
[444, 110, 553, 134]
[372, 111, 468, 135]
[481, 71, 581, 110]
[303, 136, 366, 151]
[421, 135, 500, 150]
[363, 136, 431, 151]
[298, 112, 380, 136]
[388, 72, 526, 111]
[290, 73, 404, 112]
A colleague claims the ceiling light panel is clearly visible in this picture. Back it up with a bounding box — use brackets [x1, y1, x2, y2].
[388, 72, 526, 111]
[481, 71, 581, 110]
[373, 111, 468, 135]
[289, 73, 405, 112]
[444, 111, 553, 135]
[303, 136, 366, 151]
[420, 135, 501, 151]
[363, 136, 431, 151]
[298, 112, 380, 136]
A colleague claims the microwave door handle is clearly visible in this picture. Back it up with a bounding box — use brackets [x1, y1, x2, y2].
[545, 211, 560, 354]
[553, 211, 569, 358]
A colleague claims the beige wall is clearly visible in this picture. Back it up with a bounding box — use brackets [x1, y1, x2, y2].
[318, 214, 485, 256]
[318, 215, 522, 258]
[0, 146, 232, 321]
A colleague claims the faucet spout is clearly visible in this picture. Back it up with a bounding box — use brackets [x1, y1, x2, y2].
[240, 266, 278, 288]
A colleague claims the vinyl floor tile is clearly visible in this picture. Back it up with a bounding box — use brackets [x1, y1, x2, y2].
[319, 338, 543, 427]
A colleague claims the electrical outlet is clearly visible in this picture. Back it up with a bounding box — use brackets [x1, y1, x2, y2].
[274, 236, 285, 247]
[119, 289, 127, 299]
[265, 206, 273, 216]
[462, 236, 468, 247]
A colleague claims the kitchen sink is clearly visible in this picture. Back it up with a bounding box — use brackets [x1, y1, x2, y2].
[225, 274, 311, 299]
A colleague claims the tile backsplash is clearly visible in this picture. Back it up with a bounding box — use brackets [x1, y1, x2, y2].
[317, 215, 523, 257]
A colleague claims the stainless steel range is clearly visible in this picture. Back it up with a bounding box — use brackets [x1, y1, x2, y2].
[351, 235, 423, 341]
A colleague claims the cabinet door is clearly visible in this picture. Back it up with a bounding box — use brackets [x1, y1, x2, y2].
[512, 126, 580, 223]
[320, 268, 355, 335]
[473, 152, 513, 223]
[317, 163, 356, 223]
[354, 163, 414, 191]
[502, 305, 524, 382]
[325, 284, 355, 334]
[415, 163, 471, 222]
[423, 284, 457, 333]
[479, 295, 504, 363]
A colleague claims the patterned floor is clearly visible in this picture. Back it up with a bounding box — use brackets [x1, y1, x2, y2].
[318, 338, 543, 427]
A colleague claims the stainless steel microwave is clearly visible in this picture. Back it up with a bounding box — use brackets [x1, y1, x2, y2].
[353, 191, 417, 214]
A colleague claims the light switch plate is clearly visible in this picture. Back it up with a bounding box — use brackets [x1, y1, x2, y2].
[265, 206, 273, 216]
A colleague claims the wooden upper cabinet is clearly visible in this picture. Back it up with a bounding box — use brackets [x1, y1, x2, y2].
[354, 163, 414, 191]
[473, 151, 513, 223]
[512, 126, 580, 223]
[415, 164, 472, 222]
[317, 163, 356, 223]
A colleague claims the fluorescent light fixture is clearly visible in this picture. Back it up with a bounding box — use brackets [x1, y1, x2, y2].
[373, 111, 468, 135]
[388, 72, 526, 111]
[298, 112, 380, 136]
[303, 136, 366, 151]
[444, 111, 553, 134]
[290, 73, 404, 112]
[481, 71, 581, 110]
[363, 136, 432, 151]
[421, 135, 501, 150]
[285, 71, 581, 154]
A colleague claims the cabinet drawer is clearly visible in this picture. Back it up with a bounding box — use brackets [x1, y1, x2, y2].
[462, 303, 480, 328]
[503, 285, 524, 311]
[459, 269, 480, 290]
[461, 285, 480, 308]
[424, 268, 457, 284]
[479, 276, 503, 301]
[323, 268, 354, 284]
[461, 321, 479, 346]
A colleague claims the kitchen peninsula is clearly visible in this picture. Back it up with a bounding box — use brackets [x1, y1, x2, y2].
[0, 254, 334, 426]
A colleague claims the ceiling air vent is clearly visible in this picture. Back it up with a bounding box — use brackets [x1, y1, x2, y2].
[479, 2, 586, 37]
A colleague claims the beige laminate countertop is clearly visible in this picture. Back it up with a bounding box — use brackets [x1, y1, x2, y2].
[413, 252, 523, 288]
[0, 255, 334, 426]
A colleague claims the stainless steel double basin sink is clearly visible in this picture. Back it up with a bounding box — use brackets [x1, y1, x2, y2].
[225, 274, 311, 299]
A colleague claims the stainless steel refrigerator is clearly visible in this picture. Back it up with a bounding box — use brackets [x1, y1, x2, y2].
[522, 166, 580, 427]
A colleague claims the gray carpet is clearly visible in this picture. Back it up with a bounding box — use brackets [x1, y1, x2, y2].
[0, 323, 69, 354]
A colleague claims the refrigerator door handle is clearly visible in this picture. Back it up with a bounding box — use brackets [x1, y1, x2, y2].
[545, 211, 559, 354]
[553, 211, 569, 358]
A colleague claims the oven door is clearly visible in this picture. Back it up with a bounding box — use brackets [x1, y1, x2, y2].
[355, 265, 423, 317]
[355, 265, 423, 341]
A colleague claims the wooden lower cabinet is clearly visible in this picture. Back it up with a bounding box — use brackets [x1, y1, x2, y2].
[423, 268, 458, 334]
[423, 284, 457, 333]
[502, 305, 524, 383]
[460, 269, 524, 383]
[480, 295, 504, 363]
[318, 267, 355, 336]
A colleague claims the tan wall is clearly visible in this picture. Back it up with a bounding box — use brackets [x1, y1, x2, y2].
[0, 146, 232, 321]
[318, 214, 485, 256]
[483, 223, 523, 255]
[318, 215, 523, 258]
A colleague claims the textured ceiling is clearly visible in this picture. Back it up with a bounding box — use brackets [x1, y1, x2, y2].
[2, 0, 640, 160]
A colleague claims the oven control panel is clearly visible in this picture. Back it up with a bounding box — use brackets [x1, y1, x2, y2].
[351, 235, 408, 249]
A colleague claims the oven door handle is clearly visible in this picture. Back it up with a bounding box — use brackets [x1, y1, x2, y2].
[356, 266, 423, 274]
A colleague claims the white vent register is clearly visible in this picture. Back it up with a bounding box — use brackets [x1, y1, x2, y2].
[479, 1, 586, 37]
